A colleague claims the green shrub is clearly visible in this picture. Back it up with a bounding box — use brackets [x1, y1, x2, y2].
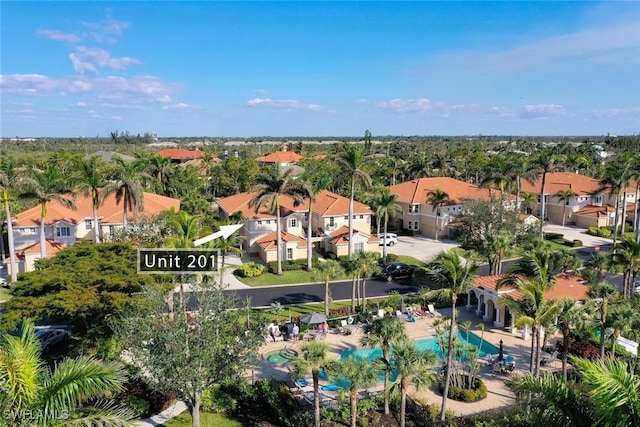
[586, 226, 599, 236]
[572, 239, 583, 247]
[235, 262, 265, 277]
[386, 253, 399, 263]
[544, 232, 564, 240]
[267, 259, 305, 273]
[439, 375, 488, 402]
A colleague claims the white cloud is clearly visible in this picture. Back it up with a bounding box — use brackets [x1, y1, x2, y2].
[69, 47, 142, 74]
[374, 97, 431, 113]
[75, 101, 88, 107]
[593, 107, 640, 118]
[432, 22, 640, 72]
[100, 102, 146, 110]
[435, 103, 513, 118]
[81, 19, 130, 44]
[36, 29, 80, 43]
[162, 102, 201, 112]
[520, 104, 566, 119]
[246, 98, 326, 112]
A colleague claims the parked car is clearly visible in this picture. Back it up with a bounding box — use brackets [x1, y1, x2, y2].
[0, 277, 6, 287]
[35, 328, 70, 352]
[377, 233, 398, 246]
[633, 281, 640, 295]
[378, 262, 416, 282]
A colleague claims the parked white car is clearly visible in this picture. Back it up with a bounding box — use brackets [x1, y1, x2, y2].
[633, 281, 640, 295]
[35, 328, 70, 352]
[377, 233, 398, 246]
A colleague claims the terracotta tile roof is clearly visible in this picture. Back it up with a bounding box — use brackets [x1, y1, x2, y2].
[329, 225, 380, 245]
[157, 148, 207, 161]
[313, 154, 327, 160]
[390, 177, 505, 205]
[13, 192, 180, 227]
[256, 151, 303, 164]
[575, 204, 616, 218]
[255, 231, 306, 249]
[7, 239, 66, 260]
[216, 190, 372, 219]
[472, 273, 589, 302]
[520, 172, 602, 196]
[518, 213, 539, 221]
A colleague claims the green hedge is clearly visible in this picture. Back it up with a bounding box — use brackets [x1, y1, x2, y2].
[439, 375, 488, 402]
[544, 232, 564, 240]
[235, 262, 265, 277]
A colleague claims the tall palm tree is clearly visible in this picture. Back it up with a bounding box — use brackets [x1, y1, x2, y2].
[164, 210, 205, 249]
[390, 342, 438, 427]
[326, 356, 380, 427]
[520, 192, 537, 214]
[587, 282, 619, 358]
[373, 187, 402, 265]
[75, 156, 108, 243]
[599, 162, 628, 249]
[554, 298, 590, 380]
[0, 157, 25, 283]
[423, 250, 478, 423]
[291, 341, 330, 427]
[352, 251, 381, 312]
[249, 164, 304, 275]
[103, 157, 151, 229]
[336, 143, 372, 258]
[299, 173, 330, 271]
[623, 154, 640, 243]
[554, 188, 576, 227]
[506, 154, 539, 214]
[606, 302, 638, 358]
[212, 235, 243, 268]
[360, 317, 408, 414]
[25, 164, 76, 259]
[144, 154, 175, 195]
[530, 150, 559, 238]
[0, 319, 132, 426]
[610, 235, 640, 298]
[426, 188, 450, 240]
[312, 259, 344, 316]
[481, 155, 512, 196]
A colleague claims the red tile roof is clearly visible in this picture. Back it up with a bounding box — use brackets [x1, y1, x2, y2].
[8, 239, 66, 260]
[157, 148, 208, 161]
[13, 192, 180, 227]
[216, 190, 373, 219]
[520, 172, 601, 196]
[472, 273, 589, 302]
[256, 151, 303, 164]
[575, 204, 616, 218]
[391, 177, 506, 205]
[255, 231, 306, 249]
[329, 225, 380, 245]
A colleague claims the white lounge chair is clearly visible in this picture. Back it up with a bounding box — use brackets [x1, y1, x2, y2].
[427, 304, 443, 317]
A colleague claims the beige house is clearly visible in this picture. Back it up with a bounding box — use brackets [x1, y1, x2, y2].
[6, 191, 180, 274]
[467, 273, 589, 340]
[389, 177, 512, 239]
[216, 190, 376, 262]
[326, 226, 380, 257]
[520, 172, 637, 228]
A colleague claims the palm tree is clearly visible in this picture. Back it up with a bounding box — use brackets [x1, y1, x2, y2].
[25, 164, 76, 259]
[360, 317, 408, 415]
[623, 154, 640, 243]
[373, 187, 402, 265]
[336, 143, 372, 258]
[312, 260, 344, 316]
[610, 235, 640, 298]
[606, 302, 638, 358]
[104, 157, 151, 229]
[587, 282, 619, 358]
[498, 249, 563, 376]
[530, 150, 559, 238]
[326, 356, 380, 427]
[352, 251, 381, 312]
[599, 162, 628, 249]
[554, 298, 590, 380]
[212, 235, 243, 268]
[481, 155, 512, 196]
[291, 341, 330, 427]
[506, 154, 539, 215]
[0, 319, 132, 426]
[423, 250, 478, 423]
[520, 192, 537, 214]
[426, 188, 450, 240]
[249, 164, 304, 275]
[164, 210, 203, 249]
[144, 154, 175, 194]
[75, 156, 108, 243]
[554, 188, 576, 227]
[299, 174, 330, 271]
[0, 157, 26, 283]
[390, 342, 438, 427]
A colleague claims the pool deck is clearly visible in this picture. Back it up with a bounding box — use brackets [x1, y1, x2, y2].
[250, 307, 562, 418]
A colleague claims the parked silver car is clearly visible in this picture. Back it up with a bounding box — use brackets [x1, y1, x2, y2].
[377, 233, 398, 246]
[35, 328, 70, 352]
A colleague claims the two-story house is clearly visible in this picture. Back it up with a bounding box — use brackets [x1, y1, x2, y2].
[7, 192, 180, 274]
[520, 172, 637, 228]
[216, 190, 378, 262]
[390, 177, 509, 239]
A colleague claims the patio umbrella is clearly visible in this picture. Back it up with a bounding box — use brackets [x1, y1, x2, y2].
[498, 339, 504, 362]
[300, 312, 328, 324]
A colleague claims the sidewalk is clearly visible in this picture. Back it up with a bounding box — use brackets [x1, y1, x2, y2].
[135, 401, 188, 426]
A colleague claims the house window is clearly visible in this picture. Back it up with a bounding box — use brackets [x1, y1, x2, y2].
[414, 221, 419, 230]
[594, 196, 602, 204]
[329, 217, 335, 227]
[108, 225, 115, 235]
[409, 204, 419, 213]
[56, 226, 71, 237]
[286, 248, 293, 260]
[407, 221, 412, 230]
[290, 218, 298, 228]
[359, 215, 364, 219]
[85, 220, 93, 230]
[20, 228, 37, 236]
[344, 215, 348, 220]
[355, 242, 364, 253]
[257, 220, 262, 225]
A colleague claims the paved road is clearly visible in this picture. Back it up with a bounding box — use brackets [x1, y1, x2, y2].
[223, 244, 621, 309]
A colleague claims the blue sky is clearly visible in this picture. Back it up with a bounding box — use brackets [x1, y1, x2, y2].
[1, 1, 639, 137]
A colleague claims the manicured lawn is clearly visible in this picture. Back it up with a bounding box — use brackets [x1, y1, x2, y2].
[0, 287, 11, 302]
[159, 412, 241, 427]
[235, 269, 349, 287]
[394, 255, 424, 266]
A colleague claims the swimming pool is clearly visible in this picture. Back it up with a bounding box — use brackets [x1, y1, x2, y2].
[263, 348, 299, 364]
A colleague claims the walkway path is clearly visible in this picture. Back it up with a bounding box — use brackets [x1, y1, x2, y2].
[136, 401, 188, 426]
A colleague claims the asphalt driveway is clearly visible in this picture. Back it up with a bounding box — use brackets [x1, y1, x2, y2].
[384, 234, 460, 263]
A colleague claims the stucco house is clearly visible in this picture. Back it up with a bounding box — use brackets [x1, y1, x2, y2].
[216, 190, 377, 261]
[389, 177, 513, 239]
[255, 150, 303, 166]
[520, 172, 637, 228]
[6, 191, 180, 274]
[467, 273, 589, 340]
